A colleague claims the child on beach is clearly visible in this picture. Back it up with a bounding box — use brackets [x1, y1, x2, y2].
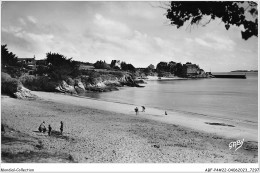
[134, 107, 139, 115]
[60, 121, 63, 135]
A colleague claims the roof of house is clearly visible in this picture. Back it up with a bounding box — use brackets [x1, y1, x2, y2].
[18, 58, 35, 61]
[185, 64, 197, 66]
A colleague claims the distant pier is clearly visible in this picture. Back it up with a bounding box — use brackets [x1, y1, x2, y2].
[212, 73, 246, 79]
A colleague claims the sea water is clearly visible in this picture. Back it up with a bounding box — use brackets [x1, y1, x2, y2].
[83, 72, 258, 124]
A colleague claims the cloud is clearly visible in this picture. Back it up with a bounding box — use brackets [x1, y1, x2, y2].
[126, 2, 158, 20]
[1, 29, 33, 53]
[194, 38, 210, 47]
[2, 25, 53, 42]
[205, 33, 236, 50]
[2, 25, 55, 57]
[27, 16, 38, 24]
[82, 13, 187, 66]
[93, 13, 132, 37]
[19, 18, 26, 25]
[1, 1, 257, 71]
[192, 33, 236, 51]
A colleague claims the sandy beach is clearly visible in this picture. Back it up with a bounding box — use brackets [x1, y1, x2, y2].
[1, 91, 258, 163]
[145, 76, 186, 81]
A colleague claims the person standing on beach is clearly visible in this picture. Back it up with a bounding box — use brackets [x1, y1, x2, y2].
[142, 106, 145, 112]
[48, 124, 52, 136]
[134, 107, 139, 115]
[60, 121, 63, 135]
[165, 111, 167, 115]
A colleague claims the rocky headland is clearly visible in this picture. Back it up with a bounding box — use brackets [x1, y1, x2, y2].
[55, 72, 143, 94]
[1, 71, 143, 99]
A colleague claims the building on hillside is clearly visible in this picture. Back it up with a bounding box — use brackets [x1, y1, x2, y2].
[17, 56, 36, 70]
[184, 63, 199, 76]
[198, 69, 205, 75]
[36, 59, 48, 66]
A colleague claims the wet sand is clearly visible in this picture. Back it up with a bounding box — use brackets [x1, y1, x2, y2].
[1, 92, 258, 163]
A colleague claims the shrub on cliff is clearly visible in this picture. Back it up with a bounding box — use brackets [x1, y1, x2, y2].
[66, 77, 75, 86]
[19, 75, 37, 90]
[93, 60, 111, 70]
[87, 71, 101, 84]
[1, 72, 22, 96]
[19, 74, 58, 92]
[100, 71, 124, 78]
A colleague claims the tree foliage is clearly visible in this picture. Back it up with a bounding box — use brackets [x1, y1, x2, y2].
[166, 1, 258, 40]
[156, 61, 189, 77]
[94, 60, 110, 69]
[175, 63, 184, 77]
[46, 52, 79, 80]
[35, 65, 49, 76]
[1, 72, 22, 96]
[168, 61, 177, 74]
[120, 61, 136, 72]
[1, 44, 25, 77]
[1, 45, 18, 66]
[156, 62, 168, 72]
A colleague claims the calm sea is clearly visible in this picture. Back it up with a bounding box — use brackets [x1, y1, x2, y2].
[83, 72, 258, 124]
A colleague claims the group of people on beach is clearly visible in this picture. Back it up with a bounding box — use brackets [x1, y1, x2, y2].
[38, 121, 63, 136]
[134, 106, 145, 115]
[134, 106, 168, 115]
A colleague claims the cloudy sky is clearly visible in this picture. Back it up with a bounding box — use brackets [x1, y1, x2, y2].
[1, 1, 258, 72]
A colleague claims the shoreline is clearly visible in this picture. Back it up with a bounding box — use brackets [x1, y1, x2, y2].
[143, 76, 187, 81]
[67, 91, 258, 127]
[1, 92, 258, 163]
[32, 91, 258, 142]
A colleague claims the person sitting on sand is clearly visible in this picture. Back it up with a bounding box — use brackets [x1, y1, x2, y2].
[48, 124, 52, 136]
[142, 106, 145, 112]
[134, 107, 139, 115]
[38, 121, 46, 133]
[60, 121, 63, 135]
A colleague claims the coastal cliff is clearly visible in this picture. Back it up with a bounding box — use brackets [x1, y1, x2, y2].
[2, 71, 142, 99]
[56, 73, 141, 93]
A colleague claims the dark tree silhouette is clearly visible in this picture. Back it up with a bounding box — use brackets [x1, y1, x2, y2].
[174, 63, 185, 77]
[110, 60, 117, 69]
[46, 52, 79, 79]
[94, 60, 110, 69]
[120, 61, 136, 72]
[1, 44, 18, 66]
[156, 61, 169, 72]
[166, 1, 258, 40]
[1, 44, 25, 77]
[168, 61, 177, 74]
